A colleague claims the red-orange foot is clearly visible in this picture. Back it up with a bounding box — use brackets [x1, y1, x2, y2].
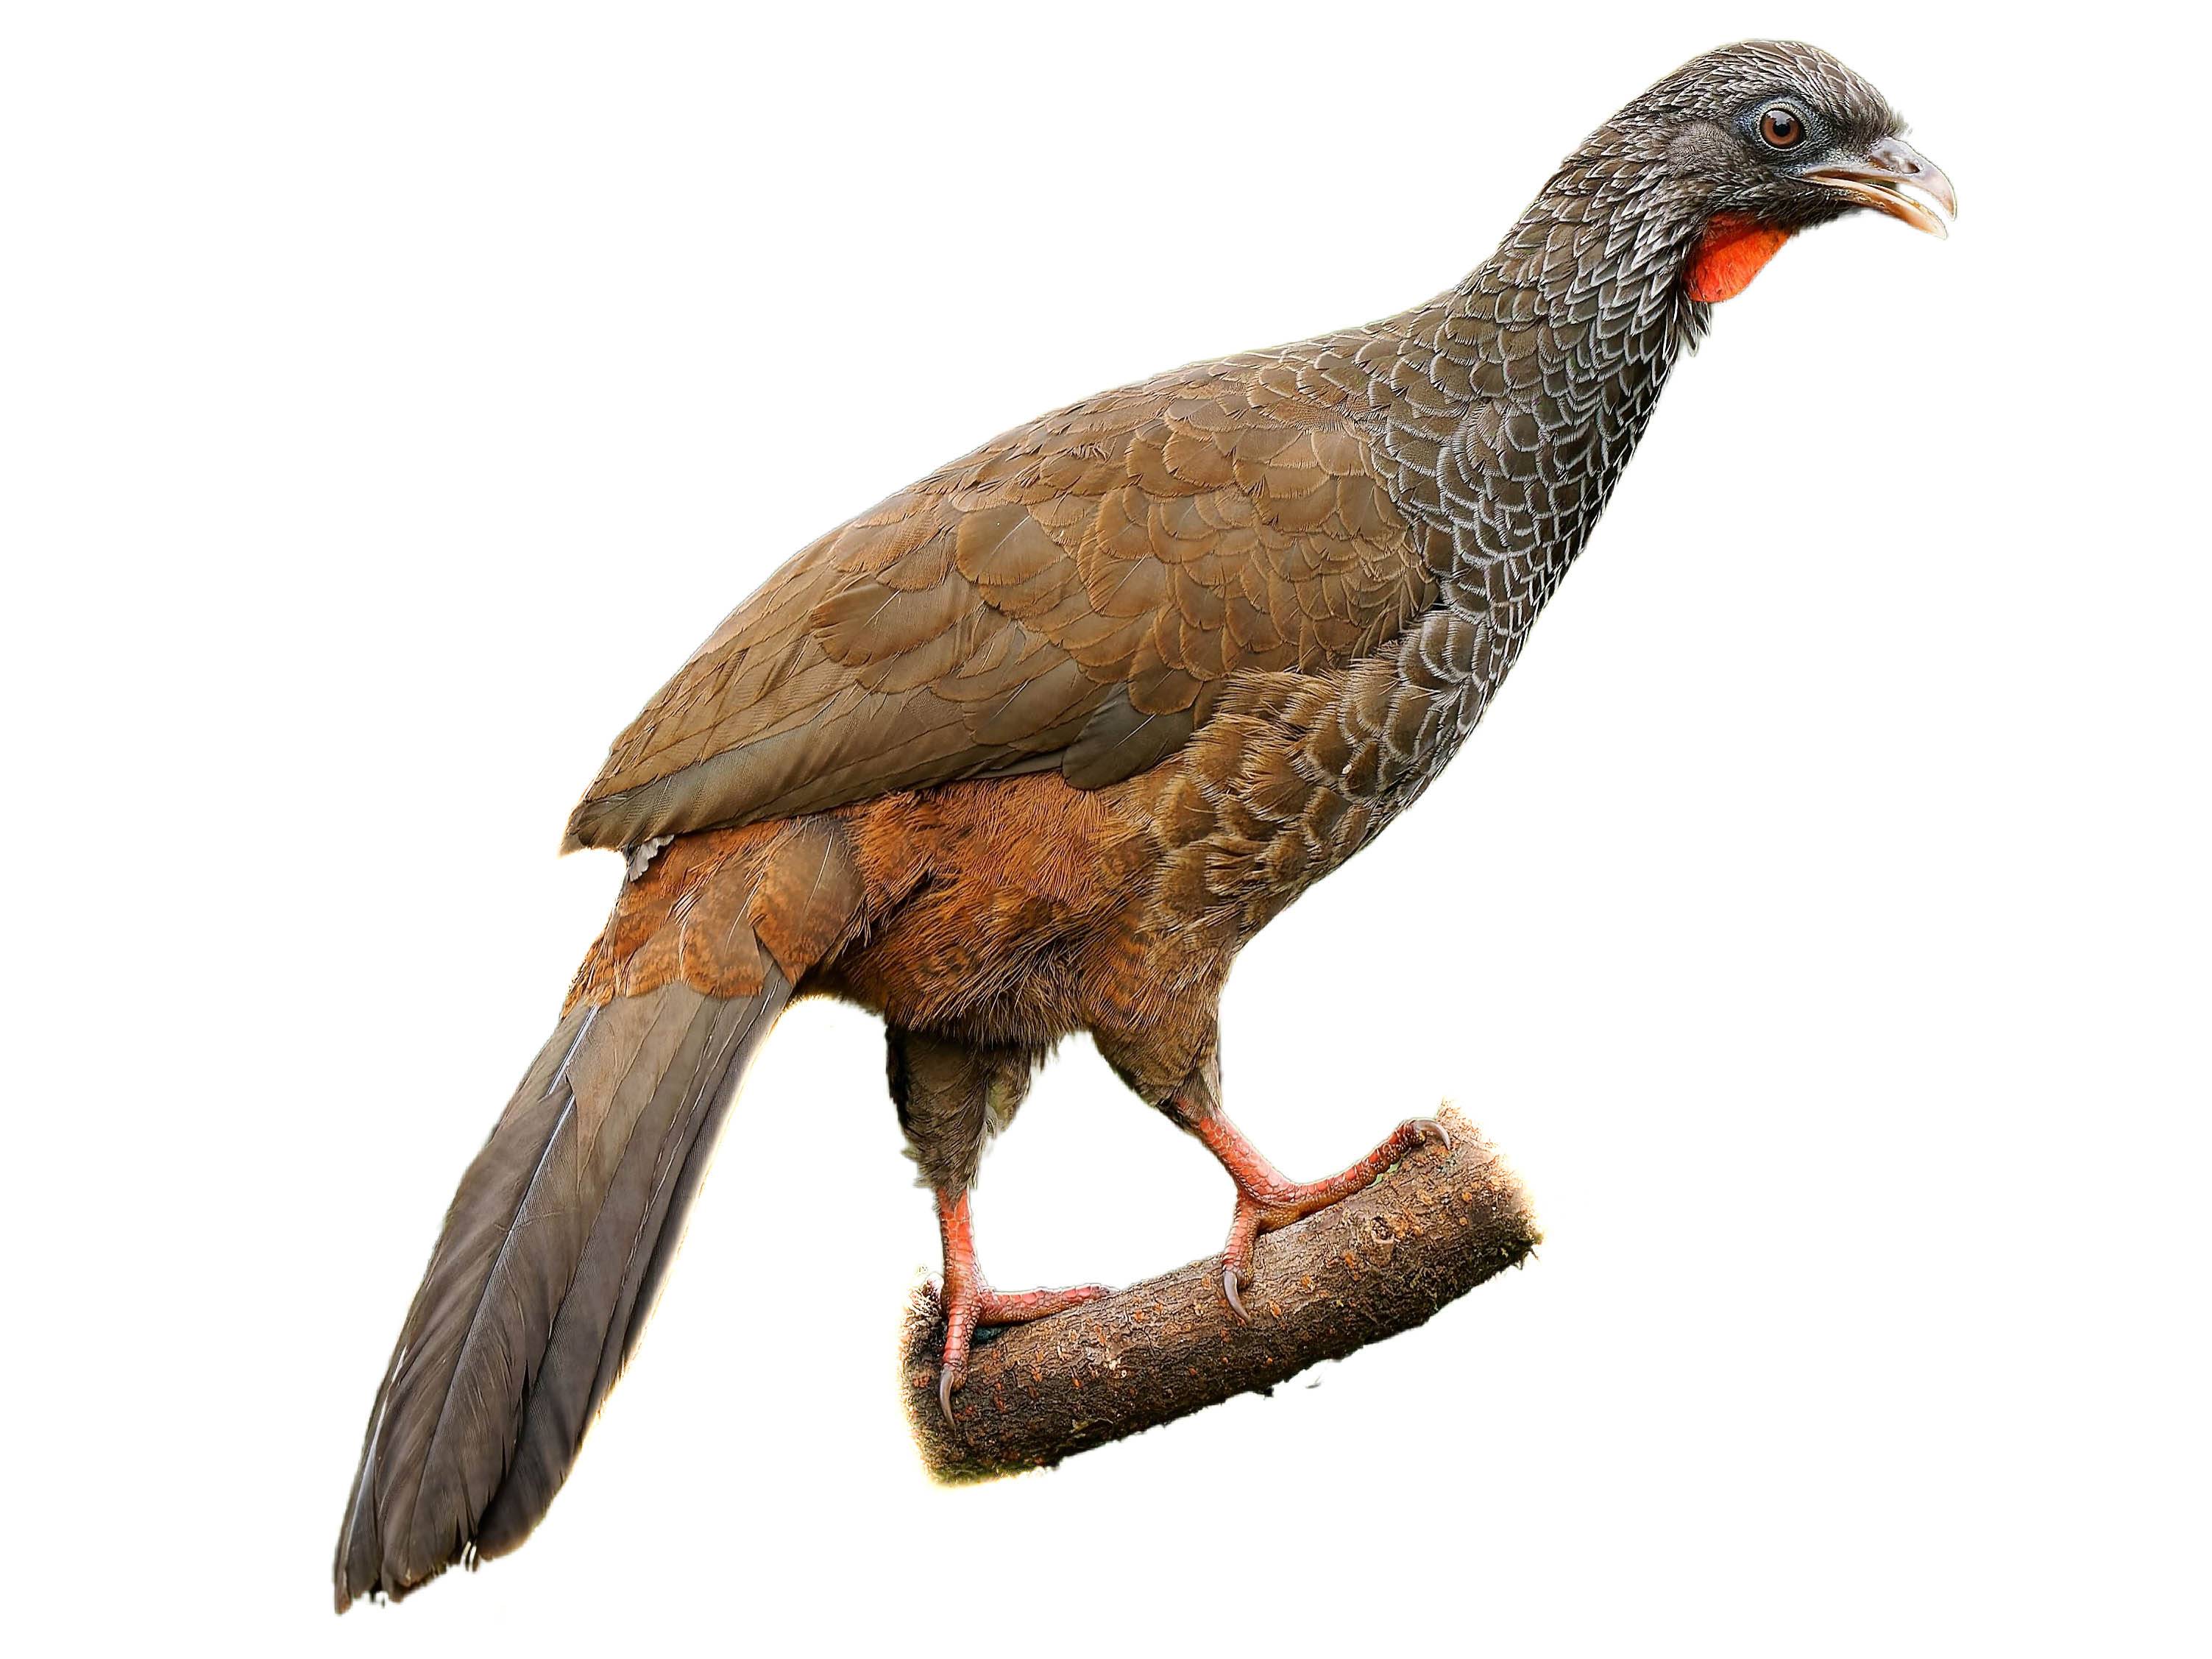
[934, 1190, 1108, 1420]
[1194, 1114, 1452, 1318]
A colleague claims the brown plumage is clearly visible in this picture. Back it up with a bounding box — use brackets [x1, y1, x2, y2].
[337, 39, 1952, 1607]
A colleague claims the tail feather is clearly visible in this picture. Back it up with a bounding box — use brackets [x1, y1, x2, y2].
[333, 969, 791, 1608]
[477, 978, 784, 1557]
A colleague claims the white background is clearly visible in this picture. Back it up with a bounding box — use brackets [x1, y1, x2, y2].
[4, 3, 2205, 1653]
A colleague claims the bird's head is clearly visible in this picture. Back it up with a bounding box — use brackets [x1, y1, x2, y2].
[1573, 40, 1955, 303]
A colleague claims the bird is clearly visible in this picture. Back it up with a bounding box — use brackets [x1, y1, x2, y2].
[334, 38, 1953, 1607]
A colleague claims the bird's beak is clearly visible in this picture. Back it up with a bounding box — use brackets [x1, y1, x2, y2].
[1804, 136, 1957, 238]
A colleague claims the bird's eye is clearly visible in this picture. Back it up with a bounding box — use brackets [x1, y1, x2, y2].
[1759, 105, 1807, 149]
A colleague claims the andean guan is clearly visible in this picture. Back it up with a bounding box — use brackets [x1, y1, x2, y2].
[336, 39, 1953, 1607]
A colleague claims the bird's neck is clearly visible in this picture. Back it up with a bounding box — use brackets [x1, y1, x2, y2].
[1371, 174, 1711, 594]
[1330, 169, 1712, 796]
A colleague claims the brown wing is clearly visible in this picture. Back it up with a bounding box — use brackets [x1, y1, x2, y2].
[564, 352, 1437, 852]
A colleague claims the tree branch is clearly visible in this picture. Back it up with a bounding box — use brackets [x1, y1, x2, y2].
[899, 1108, 1539, 1481]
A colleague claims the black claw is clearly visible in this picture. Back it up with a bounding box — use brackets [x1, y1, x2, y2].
[1223, 1265, 1248, 1321]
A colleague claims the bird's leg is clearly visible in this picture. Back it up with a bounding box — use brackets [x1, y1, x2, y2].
[933, 1188, 1109, 1420]
[890, 1027, 1107, 1417]
[1177, 1106, 1450, 1319]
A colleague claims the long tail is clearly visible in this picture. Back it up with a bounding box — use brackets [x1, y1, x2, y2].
[334, 821, 862, 1608]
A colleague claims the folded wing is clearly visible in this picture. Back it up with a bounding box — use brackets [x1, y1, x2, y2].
[565, 353, 1438, 852]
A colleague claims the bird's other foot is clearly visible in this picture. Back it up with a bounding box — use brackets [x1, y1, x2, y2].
[936, 1276, 1109, 1421]
[932, 1188, 1108, 1421]
[1203, 1116, 1451, 1318]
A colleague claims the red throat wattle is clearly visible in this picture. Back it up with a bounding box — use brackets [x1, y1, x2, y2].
[1687, 214, 1793, 303]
